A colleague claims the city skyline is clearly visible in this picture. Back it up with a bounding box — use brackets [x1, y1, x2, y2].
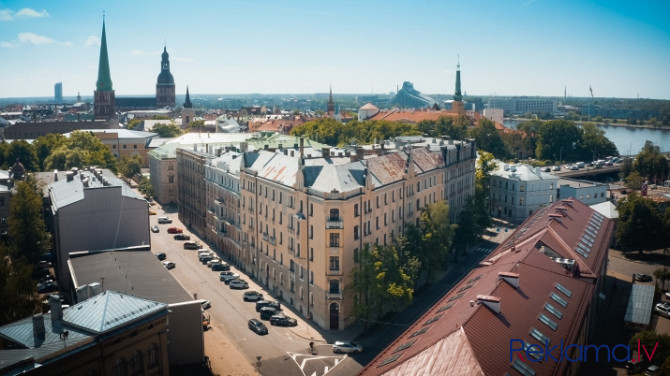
[1, 0, 669, 100]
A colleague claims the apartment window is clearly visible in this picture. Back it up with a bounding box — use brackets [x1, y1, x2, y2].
[114, 358, 127, 376]
[147, 344, 158, 367]
[417, 181, 421, 192]
[310, 203, 314, 217]
[272, 190, 275, 200]
[330, 233, 340, 247]
[330, 209, 339, 220]
[329, 256, 340, 271]
[310, 248, 313, 261]
[354, 204, 359, 217]
[384, 193, 388, 204]
[123, 145, 127, 149]
[329, 280, 340, 294]
[300, 265, 304, 279]
[384, 213, 387, 225]
[376, 197, 380, 208]
[279, 192, 282, 203]
[131, 351, 143, 375]
[376, 217, 379, 230]
[550, 183, 554, 190]
[392, 211, 395, 222]
[520, 184, 525, 192]
[519, 198, 524, 206]
[168, 176, 174, 183]
[310, 271, 314, 285]
[309, 225, 313, 239]
[168, 165, 173, 171]
[354, 225, 359, 240]
[133, 145, 137, 149]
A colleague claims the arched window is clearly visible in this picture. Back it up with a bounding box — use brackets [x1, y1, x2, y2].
[131, 351, 143, 375]
[114, 358, 127, 376]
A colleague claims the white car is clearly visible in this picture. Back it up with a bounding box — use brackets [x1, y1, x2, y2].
[656, 303, 670, 318]
[162, 261, 175, 269]
[332, 341, 363, 354]
[200, 300, 211, 310]
[157, 217, 172, 224]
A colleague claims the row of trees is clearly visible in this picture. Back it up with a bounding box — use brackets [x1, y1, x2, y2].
[615, 192, 670, 253]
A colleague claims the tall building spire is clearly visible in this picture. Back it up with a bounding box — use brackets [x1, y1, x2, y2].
[327, 85, 335, 115]
[96, 16, 113, 91]
[156, 45, 176, 107]
[184, 86, 192, 108]
[453, 56, 462, 102]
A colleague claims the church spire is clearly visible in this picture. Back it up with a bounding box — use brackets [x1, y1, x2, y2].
[184, 86, 192, 108]
[453, 56, 462, 102]
[327, 85, 335, 115]
[96, 16, 113, 91]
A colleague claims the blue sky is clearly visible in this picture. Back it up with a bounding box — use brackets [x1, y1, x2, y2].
[1, 0, 669, 99]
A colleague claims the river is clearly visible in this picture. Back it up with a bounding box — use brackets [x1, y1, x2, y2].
[503, 120, 670, 156]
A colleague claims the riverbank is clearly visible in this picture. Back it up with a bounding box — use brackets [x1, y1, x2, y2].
[504, 117, 670, 131]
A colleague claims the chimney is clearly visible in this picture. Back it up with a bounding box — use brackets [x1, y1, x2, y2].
[278, 144, 283, 150]
[50, 295, 63, 321]
[476, 295, 501, 314]
[322, 147, 331, 158]
[498, 272, 520, 288]
[536, 167, 542, 176]
[54, 170, 58, 181]
[300, 137, 304, 157]
[32, 314, 46, 340]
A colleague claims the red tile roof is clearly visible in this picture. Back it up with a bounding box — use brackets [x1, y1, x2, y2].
[359, 200, 613, 376]
[368, 109, 462, 124]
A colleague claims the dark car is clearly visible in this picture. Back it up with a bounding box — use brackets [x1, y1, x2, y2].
[255, 300, 281, 312]
[184, 241, 201, 250]
[156, 252, 167, 261]
[248, 318, 268, 335]
[259, 306, 281, 320]
[37, 281, 58, 293]
[634, 273, 653, 282]
[174, 234, 191, 240]
[270, 314, 297, 327]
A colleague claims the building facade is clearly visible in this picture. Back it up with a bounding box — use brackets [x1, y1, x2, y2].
[149, 143, 179, 205]
[558, 178, 608, 205]
[490, 163, 559, 224]
[78, 129, 158, 166]
[177, 147, 212, 236]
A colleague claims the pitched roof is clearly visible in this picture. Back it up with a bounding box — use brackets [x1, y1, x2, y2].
[368, 109, 460, 124]
[360, 200, 613, 376]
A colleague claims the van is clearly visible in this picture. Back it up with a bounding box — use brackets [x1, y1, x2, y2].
[259, 306, 281, 320]
[157, 217, 172, 224]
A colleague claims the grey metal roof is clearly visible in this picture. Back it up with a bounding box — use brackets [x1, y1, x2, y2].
[63, 291, 167, 334]
[247, 151, 300, 188]
[309, 162, 366, 194]
[624, 283, 654, 325]
[69, 250, 193, 304]
[49, 168, 143, 211]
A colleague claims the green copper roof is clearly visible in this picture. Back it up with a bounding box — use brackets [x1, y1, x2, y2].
[96, 19, 113, 91]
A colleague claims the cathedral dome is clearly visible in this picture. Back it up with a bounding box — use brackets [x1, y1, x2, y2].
[157, 47, 174, 84]
[157, 70, 174, 84]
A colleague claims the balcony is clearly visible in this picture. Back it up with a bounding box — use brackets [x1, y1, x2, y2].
[263, 233, 269, 241]
[269, 236, 276, 246]
[326, 218, 343, 229]
[327, 268, 342, 276]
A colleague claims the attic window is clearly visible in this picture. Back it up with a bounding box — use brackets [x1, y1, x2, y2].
[545, 303, 563, 320]
[423, 314, 443, 326]
[530, 327, 550, 344]
[393, 340, 416, 353]
[437, 303, 454, 312]
[539, 313, 558, 331]
[551, 292, 568, 308]
[447, 292, 465, 302]
[378, 354, 400, 367]
[458, 285, 472, 293]
[555, 283, 573, 298]
[467, 275, 482, 284]
[521, 341, 542, 360]
[409, 327, 430, 338]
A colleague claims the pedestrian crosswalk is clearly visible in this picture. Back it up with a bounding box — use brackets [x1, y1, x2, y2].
[475, 247, 494, 254]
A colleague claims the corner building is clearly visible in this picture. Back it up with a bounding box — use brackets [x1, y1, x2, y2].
[238, 139, 476, 330]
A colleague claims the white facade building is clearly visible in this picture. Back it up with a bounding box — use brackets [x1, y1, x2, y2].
[557, 178, 608, 206]
[490, 163, 559, 224]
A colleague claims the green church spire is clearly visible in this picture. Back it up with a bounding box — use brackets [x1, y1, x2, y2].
[96, 17, 113, 91]
[454, 57, 462, 102]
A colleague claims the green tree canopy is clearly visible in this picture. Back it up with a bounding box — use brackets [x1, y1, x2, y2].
[0, 245, 40, 325]
[44, 131, 117, 172]
[535, 120, 583, 162]
[5, 140, 38, 172]
[416, 115, 469, 140]
[635, 140, 669, 182]
[615, 192, 670, 252]
[33, 133, 67, 171]
[151, 122, 182, 138]
[580, 122, 618, 160]
[118, 155, 143, 183]
[8, 175, 50, 264]
[468, 118, 509, 159]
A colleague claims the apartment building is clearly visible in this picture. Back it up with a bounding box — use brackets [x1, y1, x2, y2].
[236, 139, 476, 330]
[490, 163, 558, 224]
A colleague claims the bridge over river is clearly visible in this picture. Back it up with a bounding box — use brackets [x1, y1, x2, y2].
[553, 164, 621, 179]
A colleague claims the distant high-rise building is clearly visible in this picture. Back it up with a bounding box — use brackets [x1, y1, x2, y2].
[54, 82, 63, 103]
[94, 17, 116, 120]
[156, 47, 176, 108]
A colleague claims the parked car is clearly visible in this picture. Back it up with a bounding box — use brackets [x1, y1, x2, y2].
[259, 306, 281, 320]
[332, 341, 363, 354]
[174, 234, 191, 240]
[157, 217, 172, 224]
[162, 261, 175, 269]
[552, 165, 561, 171]
[200, 254, 214, 264]
[270, 314, 297, 327]
[212, 263, 228, 272]
[634, 273, 653, 282]
[255, 300, 281, 312]
[37, 281, 58, 293]
[542, 167, 551, 172]
[167, 227, 183, 234]
[656, 303, 670, 318]
[184, 241, 201, 250]
[219, 271, 240, 283]
[243, 291, 264, 301]
[200, 300, 211, 310]
[248, 318, 268, 335]
[207, 258, 222, 268]
[229, 279, 249, 290]
[646, 364, 660, 375]
[151, 225, 160, 233]
[155, 252, 167, 261]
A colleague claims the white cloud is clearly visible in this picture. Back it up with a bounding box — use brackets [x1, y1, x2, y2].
[130, 49, 146, 55]
[0, 9, 13, 21]
[16, 8, 49, 18]
[18, 32, 56, 45]
[85, 35, 99, 47]
[63, 41, 72, 47]
[1, 41, 16, 48]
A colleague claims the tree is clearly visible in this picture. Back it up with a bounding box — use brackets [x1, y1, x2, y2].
[44, 131, 117, 172]
[152, 122, 182, 138]
[476, 151, 498, 211]
[629, 331, 670, 372]
[412, 201, 456, 282]
[468, 118, 509, 159]
[117, 155, 143, 183]
[5, 140, 38, 172]
[138, 176, 154, 199]
[615, 193, 669, 252]
[620, 157, 634, 181]
[8, 176, 50, 264]
[654, 268, 670, 291]
[416, 115, 469, 140]
[0, 245, 40, 325]
[33, 133, 67, 171]
[127, 118, 143, 130]
[189, 119, 206, 132]
[635, 141, 669, 183]
[535, 120, 582, 162]
[580, 122, 618, 160]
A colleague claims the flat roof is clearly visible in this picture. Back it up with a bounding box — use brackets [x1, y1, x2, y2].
[69, 250, 193, 304]
[624, 283, 655, 325]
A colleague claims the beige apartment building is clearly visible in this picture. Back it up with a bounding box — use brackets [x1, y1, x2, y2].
[234, 138, 476, 330]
